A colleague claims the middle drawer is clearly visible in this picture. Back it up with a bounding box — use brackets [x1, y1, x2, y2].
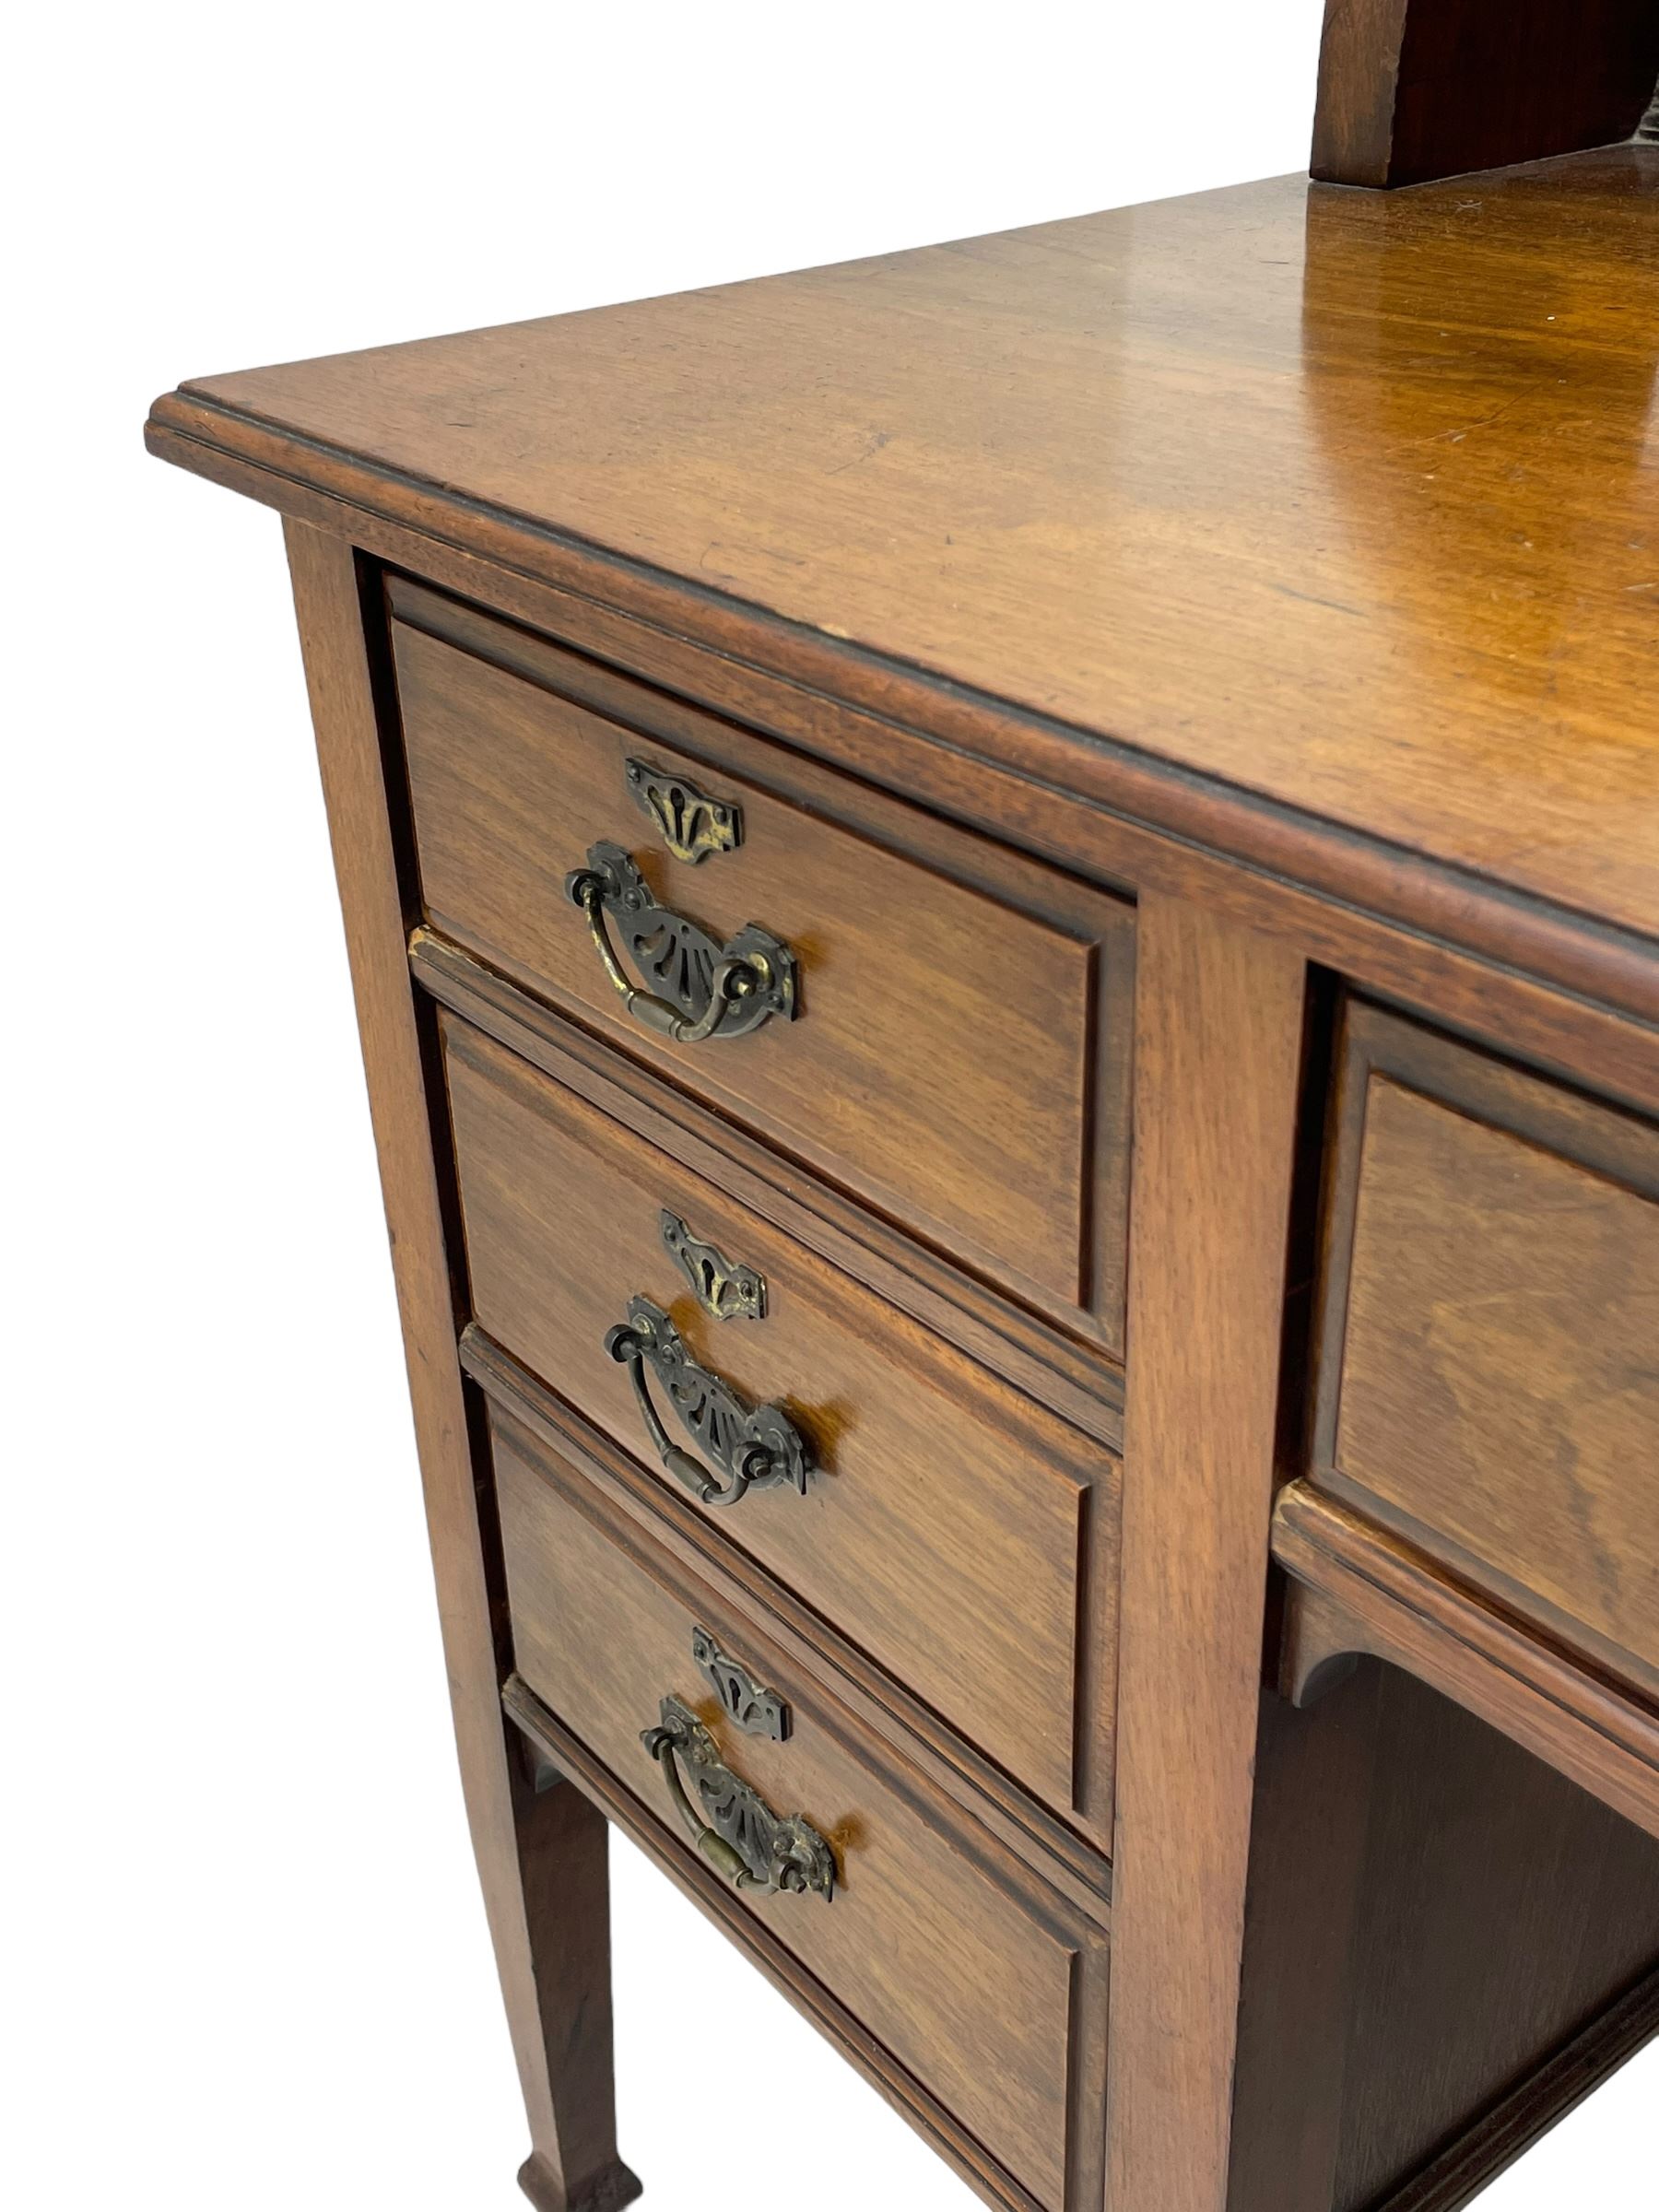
[441, 1011, 1118, 1845]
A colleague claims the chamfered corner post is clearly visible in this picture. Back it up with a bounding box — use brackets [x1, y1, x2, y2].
[280, 515, 639, 2212]
[1104, 893, 1315, 2212]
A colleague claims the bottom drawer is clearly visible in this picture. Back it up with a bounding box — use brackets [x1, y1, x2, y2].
[491, 1401, 1109, 2212]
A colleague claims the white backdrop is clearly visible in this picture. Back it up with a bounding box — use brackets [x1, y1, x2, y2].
[6, 6, 1653, 2207]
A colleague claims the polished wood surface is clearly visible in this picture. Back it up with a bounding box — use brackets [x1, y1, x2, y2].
[491, 1405, 1109, 2212]
[443, 1014, 1118, 1841]
[151, 93, 1659, 2212]
[395, 581, 1134, 1340]
[151, 148, 1659, 953]
[1370, 1969, 1659, 2212]
[281, 523, 636, 2212]
[1105, 899, 1308, 2212]
[1312, 0, 1659, 185]
[1222, 1676, 1383, 2212]
[465, 1324, 1115, 1913]
[416, 927, 1126, 1451]
[149, 385, 1659, 1073]
[1313, 1002, 1659, 1696]
[1275, 1485, 1659, 1843]
[502, 1667, 1109, 2212]
[1324, 1675, 1659, 2211]
[1227, 1666, 1659, 2212]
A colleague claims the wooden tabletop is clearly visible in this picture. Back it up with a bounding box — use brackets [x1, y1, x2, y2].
[151, 147, 1659, 951]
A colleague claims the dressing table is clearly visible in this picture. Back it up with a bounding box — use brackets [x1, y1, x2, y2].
[147, 6, 1659, 2206]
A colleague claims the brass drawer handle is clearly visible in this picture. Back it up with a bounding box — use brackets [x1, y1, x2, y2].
[641, 1693, 836, 1901]
[605, 1294, 812, 1508]
[565, 841, 797, 1045]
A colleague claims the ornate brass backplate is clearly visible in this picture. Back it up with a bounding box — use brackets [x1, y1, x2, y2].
[692, 1625, 791, 1740]
[564, 842, 796, 1045]
[605, 1294, 812, 1508]
[624, 758, 742, 864]
[661, 1209, 767, 1322]
[641, 1694, 835, 1900]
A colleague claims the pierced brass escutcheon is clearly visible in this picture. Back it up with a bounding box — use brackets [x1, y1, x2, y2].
[661, 1209, 767, 1322]
[604, 1294, 812, 1509]
[692, 1626, 790, 1740]
[564, 842, 796, 1046]
[624, 758, 741, 864]
[641, 1694, 835, 1900]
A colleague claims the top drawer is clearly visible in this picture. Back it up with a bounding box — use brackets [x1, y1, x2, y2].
[388, 582, 1135, 1351]
[1312, 1002, 1659, 1697]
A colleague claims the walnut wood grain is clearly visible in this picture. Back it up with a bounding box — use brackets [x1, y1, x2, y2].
[441, 1013, 1119, 1844]
[1329, 1672, 1659, 2210]
[151, 402, 1659, 1085]
[1222, 1674, 1384, 2212]
[393, 582, 1134, 1343]
[490, 1405, 1110, 2212]
[1104, 897, 1309, 2212]
[280, 522, 636, 2212]
[1312, 1001, 1659, 1700]
[412, 928, 1125, 1450]
[502, 1675, 1107, 2212]
[1312, 0, 1659, 186]
[1230, 1652, 1659, 2209]
[1371, 1962, 1659, 2212]
[149, 150, 1659, 956]
[147, 115, 1659, 2212]
[466, 1326, 1112, 1918]
[1274, 1484, 1659, 1844]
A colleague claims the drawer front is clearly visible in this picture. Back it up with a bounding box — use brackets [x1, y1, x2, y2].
[1313, 1003, 1659, 1693]
[392, 582, 1135, 1347]
[492, 1405, 1108, 2212]
[442, 1014, 1118, 1841]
